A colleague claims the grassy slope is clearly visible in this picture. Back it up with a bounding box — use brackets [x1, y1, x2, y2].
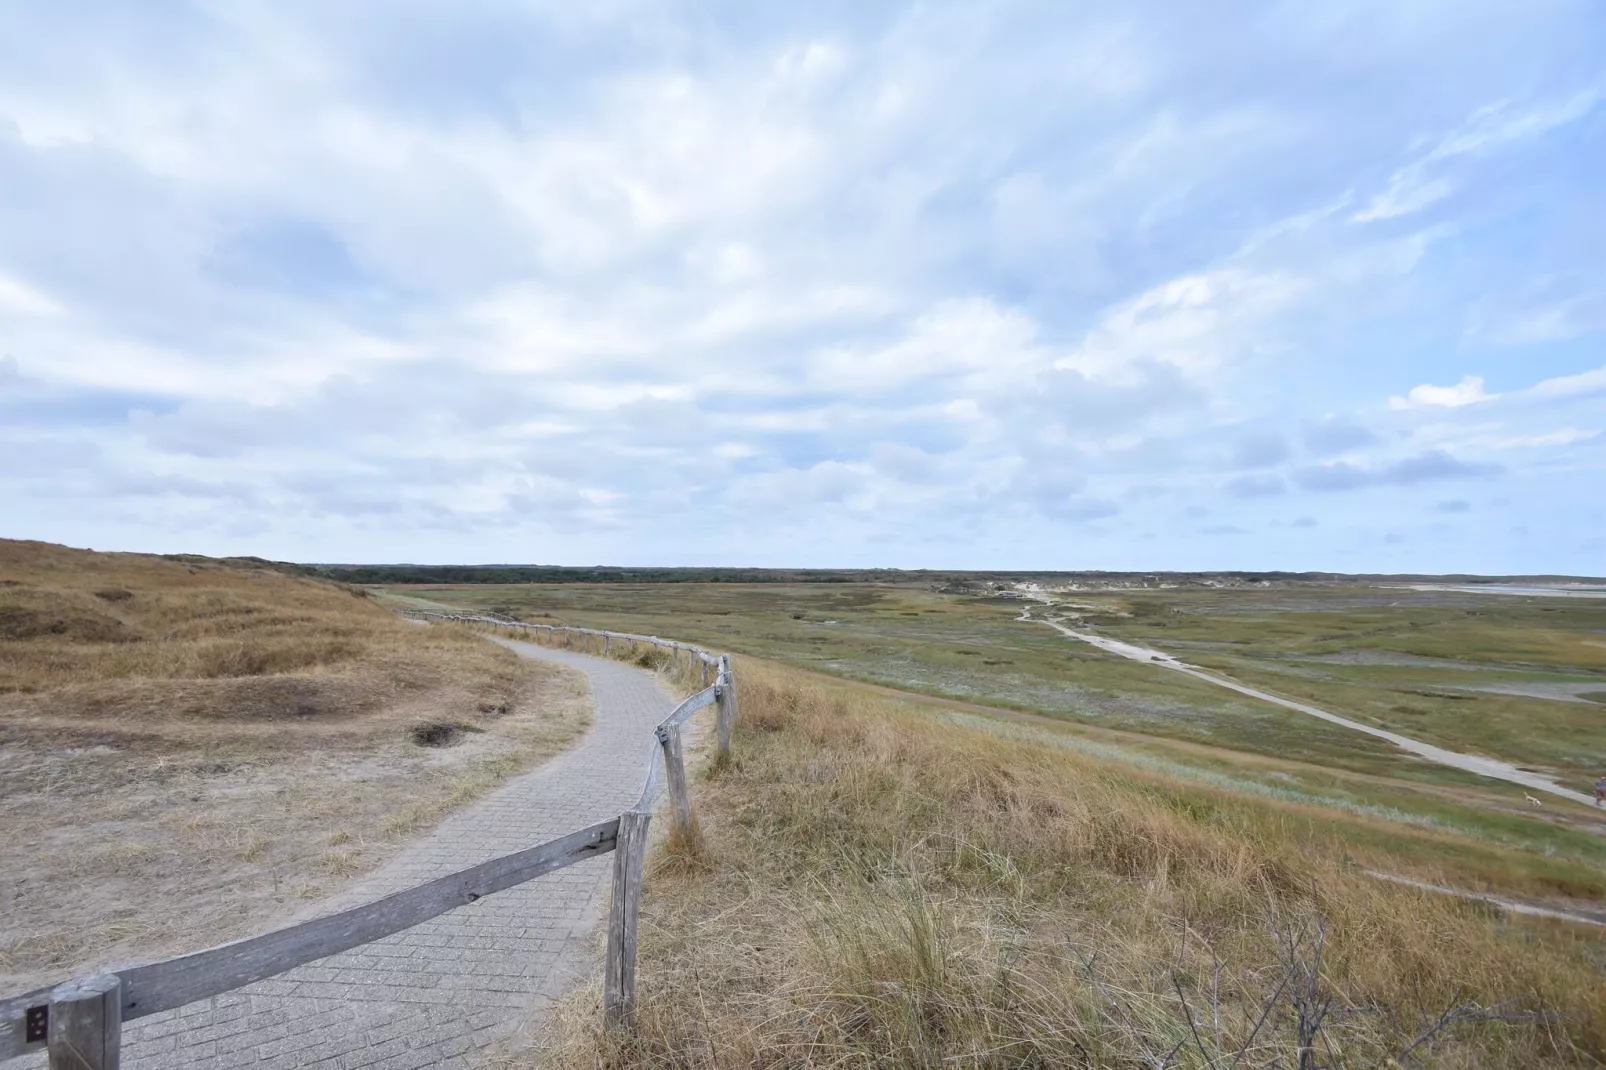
[0, 540, 591, 991]
[531, 659, 1606, 1069]
[404, 581, 1606, 871]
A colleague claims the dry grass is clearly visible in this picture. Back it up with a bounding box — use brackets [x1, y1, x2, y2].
[464, 618, 718, 697]
[0, 540, 591, 992]
[530, 659, 1606, 1069]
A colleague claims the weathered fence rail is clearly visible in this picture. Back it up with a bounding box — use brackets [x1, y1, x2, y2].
[0, 616, 738, 1068]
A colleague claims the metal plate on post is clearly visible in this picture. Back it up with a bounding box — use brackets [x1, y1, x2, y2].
[24, 1004, 46, 1044]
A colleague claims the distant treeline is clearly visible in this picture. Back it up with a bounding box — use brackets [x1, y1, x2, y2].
[296, 564, 1600, 587]
[311, 565, 890, 585]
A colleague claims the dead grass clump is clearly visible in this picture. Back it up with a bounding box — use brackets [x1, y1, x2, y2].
[411, 721, 467, 747]
[633, 646, 671, 671]
[0, 604, 135, 642]
[535, 659, 1606, 1069]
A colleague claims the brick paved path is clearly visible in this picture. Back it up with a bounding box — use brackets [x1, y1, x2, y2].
[14, 640, 674, 1070]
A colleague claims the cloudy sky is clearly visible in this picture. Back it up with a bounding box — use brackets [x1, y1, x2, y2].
[2, 2, 1603, 572]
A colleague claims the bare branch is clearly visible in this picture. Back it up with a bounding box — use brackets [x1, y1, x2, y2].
[1173, 973, 1216, 1068]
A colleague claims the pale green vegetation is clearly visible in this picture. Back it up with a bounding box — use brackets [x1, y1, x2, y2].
[1078, 586, 1606, 793]
[398, 579, 1606, 913]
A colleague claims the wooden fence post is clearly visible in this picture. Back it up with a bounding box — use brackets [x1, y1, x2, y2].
[604, 633, 611, 656]
[723, 655, 738, 711]
[657, 724, 694, 840]
[603, 810, 651, 1028]
[48, 974, 120, 1070]
[715, 655, 735, 760]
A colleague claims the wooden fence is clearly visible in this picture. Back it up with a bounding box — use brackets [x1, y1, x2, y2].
[0, 616, 738, 1069]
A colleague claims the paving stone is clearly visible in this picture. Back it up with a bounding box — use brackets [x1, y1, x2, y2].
[4, 640, 677, 1070]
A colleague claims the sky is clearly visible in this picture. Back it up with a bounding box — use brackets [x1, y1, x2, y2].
[1, 1, 1603, 573]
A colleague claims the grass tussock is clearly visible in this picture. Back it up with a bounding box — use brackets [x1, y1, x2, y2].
[537, 660, 1606, 1069]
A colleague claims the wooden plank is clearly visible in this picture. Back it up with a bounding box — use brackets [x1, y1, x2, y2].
[657, 724, 694, 838]
[634, 688, 717, 811]
[48, 974, 120, 1070]
[0, 984, 54, 1058]
[603, 810, 652, 1027]
[106, 819, 616, 1022]
[634, 743, 664, 813]
[662, 686, 718, 728]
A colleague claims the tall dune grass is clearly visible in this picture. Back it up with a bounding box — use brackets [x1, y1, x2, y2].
[0, 539, 528, 731]
[537, 659, 1606, 1069]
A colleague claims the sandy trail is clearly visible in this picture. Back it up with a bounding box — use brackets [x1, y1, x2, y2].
[1018, 606, 1594, 807]
[2, 639, 678, 1070]
[1362, 871, 1606, 927]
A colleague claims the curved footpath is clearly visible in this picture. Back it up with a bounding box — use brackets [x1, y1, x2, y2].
[11, 640, 675, 1070]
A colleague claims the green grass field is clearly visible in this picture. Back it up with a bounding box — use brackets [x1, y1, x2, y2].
[1078, 585, 1606, 791]
[383, 578, 1606, 905]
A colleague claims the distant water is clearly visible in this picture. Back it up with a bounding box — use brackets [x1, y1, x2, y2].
[1396, 584, 1606, 599]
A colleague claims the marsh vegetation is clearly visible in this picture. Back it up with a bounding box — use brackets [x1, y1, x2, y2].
[408, 579, 1606, 928]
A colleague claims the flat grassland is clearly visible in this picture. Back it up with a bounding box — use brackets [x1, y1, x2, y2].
[0, 540, 589, 993]
[528, 658, 1606, 1068]
[399, 580, 1606, 913]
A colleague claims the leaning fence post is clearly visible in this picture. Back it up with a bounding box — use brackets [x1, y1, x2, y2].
[603, 810, 652, 1027]
[48, 974, 120, 1070]
[657, 724, 695, 840]
[715, 656, 735, 760]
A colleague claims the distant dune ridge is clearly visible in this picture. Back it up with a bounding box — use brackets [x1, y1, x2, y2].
[0, 538, 589, 994]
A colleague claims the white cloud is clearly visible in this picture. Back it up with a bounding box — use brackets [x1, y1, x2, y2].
[1526, 365, 1606, 401]
[1056, 268, 1301, 381]
[810, 298, 1041, 392]
[1388, 375, 1496, 410]
[0, 273, 62, 316]
[1354, 93, 1598, 223]
[1352, 172, 1455, 224]
[0, 2, 1600, 571]
[1486, 428, 1599, 449]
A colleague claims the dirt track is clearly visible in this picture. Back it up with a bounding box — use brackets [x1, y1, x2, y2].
[1020, 607, 1596, 808]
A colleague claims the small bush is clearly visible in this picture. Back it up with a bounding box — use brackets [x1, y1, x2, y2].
[410, 722, 463, 747]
